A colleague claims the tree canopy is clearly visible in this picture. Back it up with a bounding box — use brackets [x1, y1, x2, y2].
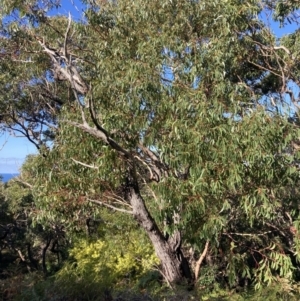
[1, 0, 300, 296]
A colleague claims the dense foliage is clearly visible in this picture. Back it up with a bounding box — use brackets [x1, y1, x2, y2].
[1, 0, 300, 299]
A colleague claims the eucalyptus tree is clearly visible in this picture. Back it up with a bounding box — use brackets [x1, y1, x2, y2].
[1, 0, 300, 287]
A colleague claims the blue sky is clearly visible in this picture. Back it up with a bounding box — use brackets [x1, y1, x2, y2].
[0, 2, 298, 173]
[0, 132, 37, 173]
[0, 0, 84, 173]
[49, 0, 85, 19]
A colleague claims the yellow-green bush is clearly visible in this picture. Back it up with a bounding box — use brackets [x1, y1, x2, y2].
[54, 234, 159, 298]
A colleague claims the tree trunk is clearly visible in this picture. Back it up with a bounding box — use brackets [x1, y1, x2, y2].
[42, 236, 52, 274]
[128, 183, 193, 284]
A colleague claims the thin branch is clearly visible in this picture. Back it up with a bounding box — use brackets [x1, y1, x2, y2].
[15, 248, 26, 262]
[194, 241, 209, 281]
[13, 178, 33, 188]
[138, 143, 167, 181]
[247, 59, 282, 78]
[88, 85, 103, 132]
[134, 155, 154, 180]
[274, 46, 291, 55]
[88, 198, 134, 214]
[63, 13, 72, 59]
[285, 212, 293, 224]
[224, 231, 273, 237]
[152, 264, 173, 289]
[144, 183, 160, 206]
[138, 143, 160, 162]
[273, 54, 286, 92]
[0, 136, 8, 152]
[71, 158, 99, 169]
[61, 14, 88, 121]
[104, 192, 132, 208]
[9, 123, 41, 150]
[265, 222, 286, 238]
[11, 59, 33, 63]
[37, 36, 88, 95]
[65, 120, 131, 158]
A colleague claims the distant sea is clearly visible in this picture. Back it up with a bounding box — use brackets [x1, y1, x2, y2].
[0, 173, 19, 183]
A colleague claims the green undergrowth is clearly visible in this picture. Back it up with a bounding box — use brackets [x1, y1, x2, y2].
[3, 234, 300, 301]
[5, 274, 300, 301]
